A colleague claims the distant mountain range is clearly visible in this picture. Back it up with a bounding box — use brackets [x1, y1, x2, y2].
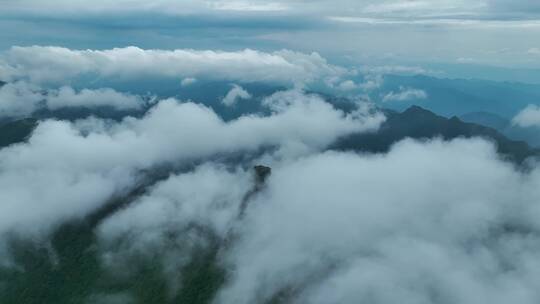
[334, 105, 538, 164]
[376, 75, 540, 118]
[459, 111, 540, 148]
[459, 111, 510, 130]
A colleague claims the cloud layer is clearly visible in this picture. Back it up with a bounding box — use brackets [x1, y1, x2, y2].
[513, 105, 540, 128]
[382, 86, 428, 102]
[0, 46, 347, 88]
[2, 74, 540, 303]
[2, 1, 540, 70]
[93, 136, 540, 304]
[3, 0, 540, 19]
[0, 81, 145, 118]
[0, 90, 382, 246]
[1, 26, 540, 302]
[222, 84, 252, 106]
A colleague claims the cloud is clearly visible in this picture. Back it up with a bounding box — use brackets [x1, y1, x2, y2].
[528, 48, 540, 55]
[3, 2, 540, 71]
[222, 84, 252, 106]
[337, 80, 357, 91]
[0, 90, 383, 245]
[181, 77, 197, 87]
[358, 74, 384, 91]
[214, 138, 540, 304]
[382, 86, 428, 102]
[4, 81, 540, 303]
[0, 82, 145, 118]
[327, 16, 540, 29]
[512, 104, 540, 127]
[47, 86, 144, 110]
[1, 46, 348, 88]
[0, 81, 44, 118]
[360, 0, 483, 16]
[6, 0, 539, 20]
[98, 163, 252, 255]
[362, 65, 437, 76]
[324, 77, 360, 92]
[94, 163, 255, 293]
[457, 57, 476, 63]
[0, 0, 292, 15]
[210, 1, 289, 12]
[93, 135, 540, 304]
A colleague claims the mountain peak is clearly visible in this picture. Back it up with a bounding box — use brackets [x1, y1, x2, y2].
[254, 165, 271, 185]
[449, 116, 462, 123]
[402, 105, 436, 117]
[404, 105, 430, 114]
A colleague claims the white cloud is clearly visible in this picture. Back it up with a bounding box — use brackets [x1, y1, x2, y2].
[1, 46, 347, 88]
[359, 74, 384, 91]
[360, 0, 483, 16]
[0, 82, 145, 118]
[0, 81, 44, 118]
[222, 84, 252, 106]
[47, 86, 144, 110]
[528, 48, 540, 55]
[180, 77, 197, 87]
[0, 90, 383, 244]
[5, 0, 534, 21]
[210, 1, 289, 12]
[98, 163, 251, 254]
[337, 80, 357, 91]
[4, 82, 540, 303]
[328, 16, 540, 29]
[363, 65, 437, 76]
[214, 138, 540, 304]
[324, 77, 360, 91]
[382, 86, 428, 102]
[0, 0, 291, 14]
[93, 134, 540, 304]
[3, 1, 540, 71]
[512, 104, 540, 128]
[457, 57, 476, 63]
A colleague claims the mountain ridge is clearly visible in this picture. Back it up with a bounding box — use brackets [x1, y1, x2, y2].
[334, 105, 538, 164]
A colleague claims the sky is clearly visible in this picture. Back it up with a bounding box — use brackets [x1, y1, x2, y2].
[1, 0, 540, 74]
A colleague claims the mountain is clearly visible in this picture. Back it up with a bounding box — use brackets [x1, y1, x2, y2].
[459, 111, 510, 131]
[504, 125, 540, 149]
[375, 75, 540, 118]
[334, 105, 538, 164]
[459, 111, 540, 148]
[0, 118, 38, 148]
